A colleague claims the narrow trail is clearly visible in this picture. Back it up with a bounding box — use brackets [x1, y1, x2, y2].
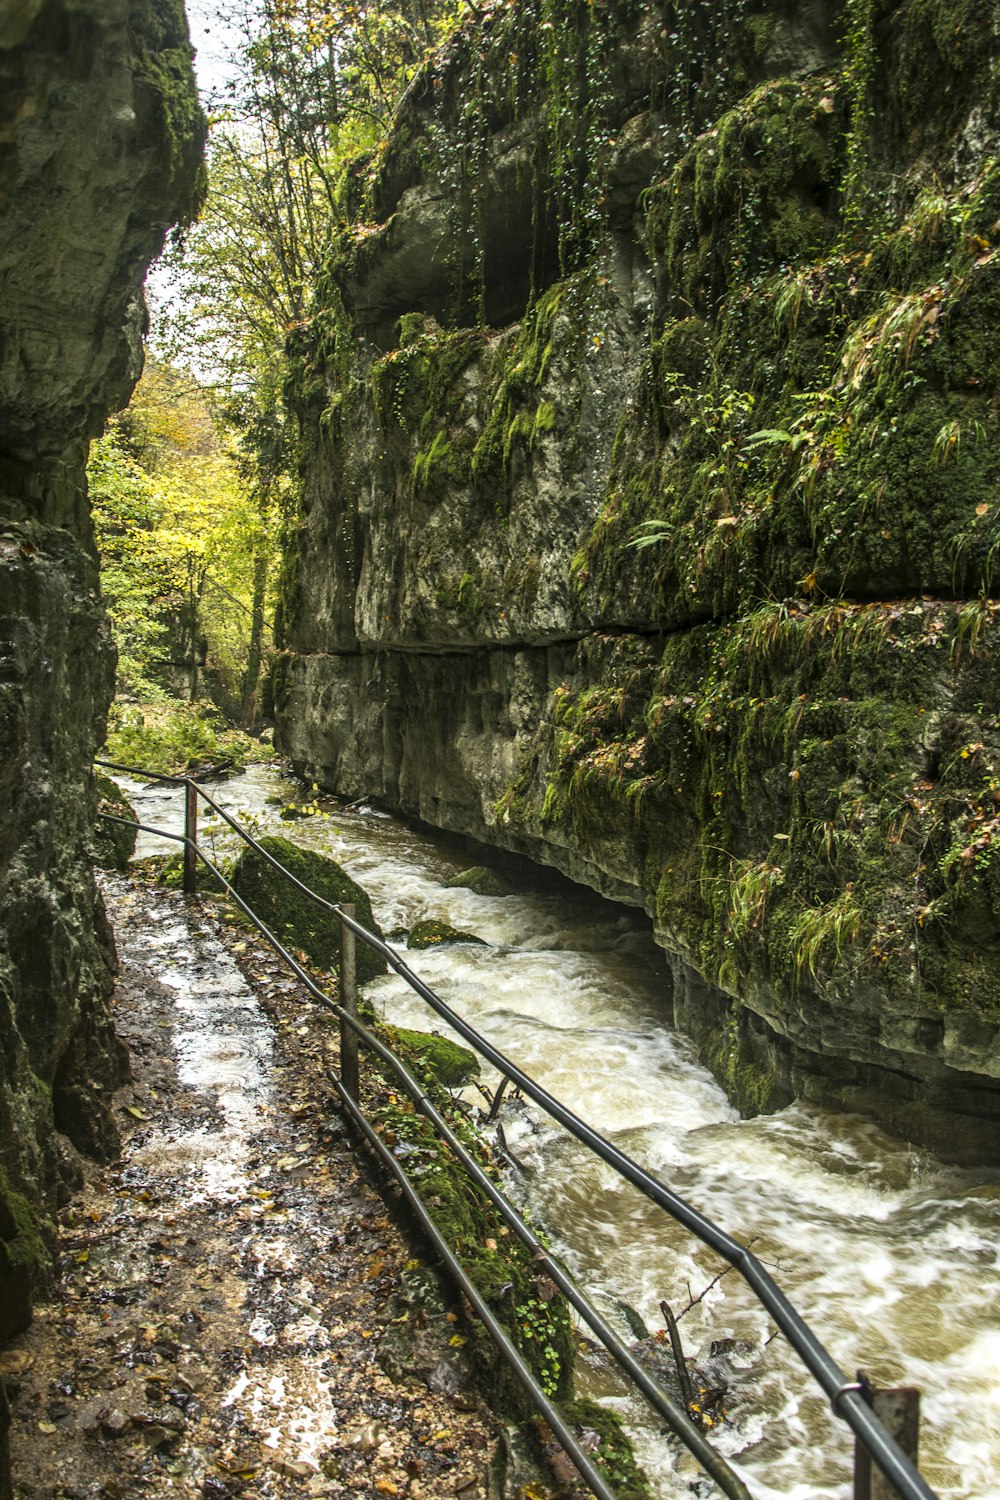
[4, 876, 502, 1500]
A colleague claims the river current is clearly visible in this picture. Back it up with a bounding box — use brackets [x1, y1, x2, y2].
[121, 763, 1000, 1500]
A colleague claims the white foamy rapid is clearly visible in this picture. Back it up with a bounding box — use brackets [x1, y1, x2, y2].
[123, 767, 1000, 1500]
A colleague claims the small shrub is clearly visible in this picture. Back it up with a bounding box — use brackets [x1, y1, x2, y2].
[102, 700, 258, 776]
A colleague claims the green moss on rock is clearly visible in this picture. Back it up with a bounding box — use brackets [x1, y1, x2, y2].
[445, 866, 516, 897]
[367, 1038, 575, 1419]
[0, 1168, 53, 1343]
[230, 836, 386, 982]
[380, 1023, 480, 1087]
[408, 918, 488, 950]
[151, 851, 229, 894]
[91, 772, 137, 870]
[128, 0, 207, 227]
[545, 1397, 652, 1500]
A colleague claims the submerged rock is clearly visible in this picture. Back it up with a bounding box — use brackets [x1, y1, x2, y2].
[408, 918, 489, 949]
[445, 868, 516, 899]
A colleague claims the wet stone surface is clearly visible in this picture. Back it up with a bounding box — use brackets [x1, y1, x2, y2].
[4, 877, 502, 1499]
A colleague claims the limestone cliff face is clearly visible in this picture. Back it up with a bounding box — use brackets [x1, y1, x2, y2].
[0, 0, 203, 1367]
[277, 0, 1000, 1161]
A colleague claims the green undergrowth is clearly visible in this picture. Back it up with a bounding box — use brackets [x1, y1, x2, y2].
[102, 700, 260, 777]
[365, 1030, 575, 1420]
[536, 1398, 651, 1500]
[141, 851, 229, 895]
[362, 1021, 650, 1489]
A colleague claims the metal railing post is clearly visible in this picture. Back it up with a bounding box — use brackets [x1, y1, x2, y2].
[183, 780, 198, 894]
[339, 901, 359, 1100]
[854, 1386, 920, 1500]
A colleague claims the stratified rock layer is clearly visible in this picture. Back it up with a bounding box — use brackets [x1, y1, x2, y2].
[277, 0, 1000, 1161]
[0, 0, 203, 1376]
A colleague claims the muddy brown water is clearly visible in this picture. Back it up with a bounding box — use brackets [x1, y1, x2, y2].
[120, 765, 1000, 1500]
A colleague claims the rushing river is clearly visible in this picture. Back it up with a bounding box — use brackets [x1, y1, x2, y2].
[120, 763, 1000, 1500]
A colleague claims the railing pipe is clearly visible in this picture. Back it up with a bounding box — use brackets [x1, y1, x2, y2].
[338, 902, 359, 1101]
[338, 1009, 753, 1500]
[333, 1078, 621, 1500]
[101, 813, 749, 1496]
[183, 781, 199, 894]
[327, 920, 937, 1500]
[97, 787, 939, 1500]
[101, 815, 623, 1497]
[97, 759, 185, 784]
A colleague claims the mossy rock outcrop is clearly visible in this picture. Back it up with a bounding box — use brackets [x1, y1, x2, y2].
[0, 1168, 52, 1345]
[381, 1023, 480, 1087]
[230, 836, 386, 983]
[445, 868, 516, 898]
[367, 1034, 574, 1421]
[0, 8, 203, 1478]
[366, 1026, 648, 1491]
[91, 772, 138, 871]
[408, 918, 489, 950]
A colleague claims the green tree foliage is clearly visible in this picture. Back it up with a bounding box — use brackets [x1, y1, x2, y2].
[155, 0, 469, 488]
[89, 359, 278, 719]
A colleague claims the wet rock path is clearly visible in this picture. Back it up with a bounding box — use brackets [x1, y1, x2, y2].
[4, 878, 501, 1500]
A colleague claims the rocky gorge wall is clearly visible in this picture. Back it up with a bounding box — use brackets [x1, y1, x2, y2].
[0, 0, 203, 1421]
[276, 0, 1000, 1162]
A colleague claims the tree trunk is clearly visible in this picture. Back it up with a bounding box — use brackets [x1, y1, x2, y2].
[240, 548, 269, 727]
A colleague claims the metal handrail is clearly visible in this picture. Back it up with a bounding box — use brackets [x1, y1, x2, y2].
[97, 761, 938, 1500]
[100, 808, 748, 1498]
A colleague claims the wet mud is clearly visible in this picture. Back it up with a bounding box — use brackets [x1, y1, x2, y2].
[4, 877, 502, 1500]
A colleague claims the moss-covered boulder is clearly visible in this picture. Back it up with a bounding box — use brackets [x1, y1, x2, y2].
[534, 1399, 651, 1500]
[230, 835, 386, 982]
[445, 867, 516, 898]
[408, 918, 489, 950]
[382, 1023, 480, 1087]
[90, 772, 138, 870]
[150, 851, 229, 895]
[365, 1027, 647, 1491]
